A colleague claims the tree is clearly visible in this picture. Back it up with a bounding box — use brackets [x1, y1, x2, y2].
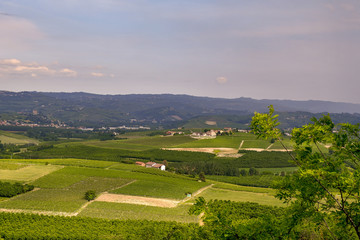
[84, 190, 96, 201]
[199, 172, 206, 182]
[162, 160, 168, 168]
[251, 105, 360, 239]
[248, 167, 259, 176]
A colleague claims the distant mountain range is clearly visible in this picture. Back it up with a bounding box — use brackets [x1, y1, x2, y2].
[1, 91, 360, 128]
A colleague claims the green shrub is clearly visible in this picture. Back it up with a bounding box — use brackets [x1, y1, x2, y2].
[0, 181, 34, 197]
[84, 190, 96, 201]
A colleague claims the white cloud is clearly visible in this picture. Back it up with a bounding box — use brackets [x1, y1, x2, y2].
[216, 77, 227, 84]
[60, 68, 77, 77]
[15, 65, 51, 73]
[0, 59, 21, 65]
[0, 59, 76, 78]
[91, 72, 104, 77]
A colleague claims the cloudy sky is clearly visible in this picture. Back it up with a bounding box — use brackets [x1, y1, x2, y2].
[1, 0, 360, 103]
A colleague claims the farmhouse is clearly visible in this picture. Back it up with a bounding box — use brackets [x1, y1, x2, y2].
[145, 162, 166, 171]
[146, 162, 156, 168]
[135, 161, 145, 167]
[152, 163, 166, 171]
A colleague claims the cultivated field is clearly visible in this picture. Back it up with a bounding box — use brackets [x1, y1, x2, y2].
[0, 130, 39, 145]
[81, 135, 196, 151]
[0, 157, 285, 222]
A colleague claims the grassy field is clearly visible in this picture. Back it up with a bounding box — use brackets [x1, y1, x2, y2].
[81, 135, 196, 151]
[192, 188, 284, 207]
[0, 162, 209, 200]
[0, 157, 292, 224]
[207, 175, 281, 188]
[239, 167, 298, 175]
[0, 177, 131, 212]
[240, 140, 271, 149]
[81, 140, 154, 151]
[0, 161, 28, 170]
[0, 164, 62, 182]
[212, 182, 276, 194]
[124, 135, 196, 148]
[232, 132, 258, 139]
[5, 158, 121, 169]
[0, 130, 39, 144]
[269, 139, 293, 149]
[111, 178, 208, 200]
[79, 202, 197, 223]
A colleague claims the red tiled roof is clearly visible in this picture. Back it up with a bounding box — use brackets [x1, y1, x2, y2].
[152, 163, 164, 168]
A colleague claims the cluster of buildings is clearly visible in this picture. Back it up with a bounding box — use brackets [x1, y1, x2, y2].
[190, 128, 240, 139]
[165, 131, 184, 136]
[0, 119, 67, 128]
[135, 161, 166, 171]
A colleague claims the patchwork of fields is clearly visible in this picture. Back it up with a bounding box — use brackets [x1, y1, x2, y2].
[0, 158, 285, 222]
[0, 131, 304, 223]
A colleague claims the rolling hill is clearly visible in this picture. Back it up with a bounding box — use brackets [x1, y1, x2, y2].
[1, 90, 360, 128]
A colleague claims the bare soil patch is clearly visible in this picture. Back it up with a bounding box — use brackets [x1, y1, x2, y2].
[164, 147, 243, 158]
[205, 121, 217, 125]
[96, 193, 180, 208]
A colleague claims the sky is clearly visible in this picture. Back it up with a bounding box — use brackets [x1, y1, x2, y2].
[1, 0, 360, 103]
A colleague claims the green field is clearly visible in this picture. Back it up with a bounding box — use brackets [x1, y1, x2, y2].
[240, 140, 271, 149]
[0, 161, 28, 170]
[79, 202, 198, 223]
[0, 130, 39, 144]
[193, 188, 284, 207]
[239, 167, 298, 175]
[82, 140, 154, 151]
[111, 178, 208, 200]
[81, 135, 196, 151]
[212, 182, 276, 194]
[207, 175, 281, 188]
[268, 139, 293, 149]
[0, 176, 132, 212]
[124, 135, 196, 148]
[0, 164, 62, 182]
[0, 156, 291, 223]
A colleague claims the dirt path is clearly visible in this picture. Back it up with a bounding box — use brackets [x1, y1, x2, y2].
[163, 147, 235, 154]
[73, 201, 92, 216]
[238, 148, 290, 152]
[198, 212, 205, 226]
[266, 143, 274, 150]
[163, 148, 243, 158]
[0, 208, 76, 217]
[179, 184, 214, 204]
[238, 140, 244, 149]
[95, 193, 180, 208]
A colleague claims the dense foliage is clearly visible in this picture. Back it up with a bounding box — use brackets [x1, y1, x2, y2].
[172, 151, 293, 177]
[189, 198, 357, 239]
[236, 151, 295, 168]
[17, 144, 216, 163]
[252, 105, 360, 238]
[0, 181, 34, 197]
[0, 212, 200, 240]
